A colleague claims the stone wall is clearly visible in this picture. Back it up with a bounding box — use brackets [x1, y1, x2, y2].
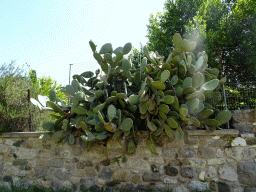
[0, 130, 256, 192]
[231, 109, 256, 133]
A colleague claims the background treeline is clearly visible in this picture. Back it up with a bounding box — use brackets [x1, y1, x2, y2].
[129, 0, 256, 110]
[0, 61, 67, 132]
[145, 0, 256, 84]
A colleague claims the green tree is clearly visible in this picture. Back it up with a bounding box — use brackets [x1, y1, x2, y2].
[29, 70, 67, 101]
[192, 0, 256, 83]
[146, 0, 203, 59]
[146, 0, 256, 83]
[0, 62, 67, 132]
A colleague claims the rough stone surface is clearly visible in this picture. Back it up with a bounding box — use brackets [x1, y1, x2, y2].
[219, 164, 238, 181]
[89, 185, 103, 192]
[216, 148, 224, 158]
[218, 181, 231, 192]
[99, 167, 113, 180]
[150, 164, 159, 173]
[155, 184, 167, 192]
[178, 148, 196, 158]
[174, 185, 190, 192]
[127, 157, 151, 171]
[180, 166, 194, 178]
[85, 168, 96, 177]
[233, 123, 253, 133]
[164, 166, 178, 176]
[72, 147, 82, 156]
[122, 156, 127, 163]
[231, 137, 247, 146]
[208, 140, 228, 147]
[51, 180, 63, 191]
[17, 148, 36, 159]
[242, 147, 256, 160]
[237, 162, 256, 187]
[205, 166, 217, 179]
[188, 180, 209, 192]
[208, 158, 225, 165]
[54, 170, 71, 180]
[163, 177, 178, 184]
[34, 166, 48, 178]
[100, 159, 111, 166]
[13, 140, 24, 147]
[247, 138, 256, 145]
[119, 183, 135, 192]
[142, 172, 162, 182]
[162, 148, 176, 156]
[50, 159, 63, 168]
[210, 181, 217, 191]
[77, 162, 85, 169]
[1, 131, 256, 191]
[3, 175, 12, 182]
[80, 178, 97, 187]
[12, 159, 28, 166]
[168, 159, 182, 166]
[198, 146, 215, 158]
[189, 158, 206, 168]
[85, 161, 93, 167]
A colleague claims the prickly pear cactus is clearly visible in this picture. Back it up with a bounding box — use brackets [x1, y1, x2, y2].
[32, 33, 231, 155]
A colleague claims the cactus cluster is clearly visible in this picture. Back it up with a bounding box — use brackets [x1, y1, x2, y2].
[32, 33, 231, 154]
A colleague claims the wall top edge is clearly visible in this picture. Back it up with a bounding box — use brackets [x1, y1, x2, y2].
[0, 132, 49, 138]
[0, 129, 239, 138]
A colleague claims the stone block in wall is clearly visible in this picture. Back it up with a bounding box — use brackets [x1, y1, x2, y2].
[216, 149, 224, 157]
[49, 159, 64, 168]
[34, 166, 48, 178]
[162, 148, 176, 157]
[142, 172, 162, 182]
[188, 180, 209, 192]
[165, 138, 185, 148]
[232, 110, 256, 124]
[112, 169, 131, 182]
[178, 148, 196, 158]
[168, 159, 182, 166]
[233, 123, 254, 133]
[126, 156, 151, 171]
[207, 158, 225, 165]
[218, 181, 231, 192]
[17, 148, 36, 159]
[205, 166, 217, 179]
[80, 177, 97, 187]
[54, 169, 71, 181]
[180, 166, 194, 178]
[208, 140, 229, 147]
[164, 165, 178, 176]
[225, 147, 256, 161]
[218, 164, 238, 182]
[173, 184, 190, 192]
[246, 138, 256, 145]
[198, 146, 215, 158]
[237, 162, 256, 187]
[98, 167, 113, 180]
[189, 158, 207, 168]
[0, 144, 7, 153]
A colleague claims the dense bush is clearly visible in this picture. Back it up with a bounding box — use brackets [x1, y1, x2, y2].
[32, 34, 231, 154]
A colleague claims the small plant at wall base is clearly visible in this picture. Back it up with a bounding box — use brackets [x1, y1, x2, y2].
[31, 33, 231, 154]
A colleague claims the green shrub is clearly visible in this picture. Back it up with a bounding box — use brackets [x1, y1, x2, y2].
[32, 33, 231, 154]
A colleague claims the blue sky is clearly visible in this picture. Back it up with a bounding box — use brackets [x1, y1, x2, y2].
[0, 0, 166, 85]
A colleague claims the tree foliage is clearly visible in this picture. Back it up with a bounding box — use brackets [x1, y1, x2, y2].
[0, 62, 67, 132]
[146, 0, 256, 83]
